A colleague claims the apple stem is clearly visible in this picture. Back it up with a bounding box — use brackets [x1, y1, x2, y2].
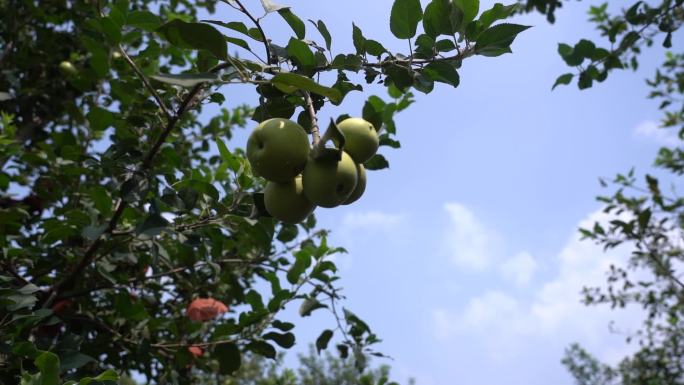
[303, 91, 321, 147]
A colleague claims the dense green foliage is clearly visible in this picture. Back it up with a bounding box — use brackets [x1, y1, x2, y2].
[0, 0, 528, 384]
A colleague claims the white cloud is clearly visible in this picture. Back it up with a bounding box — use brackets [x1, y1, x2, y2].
[443, 203, 537, 281]
[335, 210, 407, 271]
[341, 210, 406, 231]
[633, 120, 679, 146]
[443, 203, 501, 270]
[433, 208, 643, 362]
[500, 251, 538, 286]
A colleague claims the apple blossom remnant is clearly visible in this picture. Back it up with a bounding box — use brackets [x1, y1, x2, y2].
[186, 298, 229, 321]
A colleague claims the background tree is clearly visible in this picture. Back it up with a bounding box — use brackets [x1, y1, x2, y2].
[190, 346, 409, 385]
[0, 0, 528, 383]
[522, 1, 684, 383]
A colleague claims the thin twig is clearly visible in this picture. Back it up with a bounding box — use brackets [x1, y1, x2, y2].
[234, 0, 272, 64]
[118, 44, 171, 120]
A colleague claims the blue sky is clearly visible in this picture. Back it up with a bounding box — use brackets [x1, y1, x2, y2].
[210, 1, 679, 384]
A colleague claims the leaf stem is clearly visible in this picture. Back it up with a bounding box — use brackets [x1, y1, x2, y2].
[302, 91, 321, 146]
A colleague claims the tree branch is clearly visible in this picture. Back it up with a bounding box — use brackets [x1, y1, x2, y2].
[57, 256, 265, 300]
[42, 62, 233, 308]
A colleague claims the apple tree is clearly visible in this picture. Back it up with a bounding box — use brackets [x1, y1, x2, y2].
[0, 0, 528, 383]
[521, 0, 684, 383]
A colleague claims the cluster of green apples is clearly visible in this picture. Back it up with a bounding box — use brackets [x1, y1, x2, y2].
[246, 117, 379, 223]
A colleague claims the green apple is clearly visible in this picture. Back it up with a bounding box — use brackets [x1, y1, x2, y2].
[59, 61, 78, 76]
[337, 117, 379, 163]
[247, 118, 310, 183]
[342, 163, 366, 205]
[302, 151, 358, 208]
[264, 176, 316, 223]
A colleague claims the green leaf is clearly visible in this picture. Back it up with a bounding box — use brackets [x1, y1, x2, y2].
[81, 36, 109, 78]
[127, 10, 161, 31]
[574, 39, 596, 58]
[34, 351, 60, 385]
[352, 23, 366, 55]
[263, 331, 296, 348]
[157, 19, 227, 60]
[453, 0, 479, 30]
[276, 223, 298, 242]
[86, 107, 114, 131]
[362, 96, 386, 130]
[316, 329, 334, 354]
[552, 73, 574, 90]
[479, 3, 518, 29]
[89, 186, 112, 215]
[272, 320, 295, 331]
[557, 42, 583, 66]
[578, 71, 593, 89]
[436, 38, 457, 52]
[150, 72, 219, 87]
[246, 340, 277, 359]
[136, 213, 169, 236]
[215, 343, 241, 374]
[364, 154, 390, 170]
[286, 249, 313, 284]
[271, 73, 342, 103]
[60, 352, 96, 371]
[474, 23, 530, 56]
[310, 20, 332, 50]
[390, 0, 423, 39]
[278, 9, 305, 39]
[93, 369, 119, 382]
[285, 38, 316, 69]
[98, 17, 122, 44]
[383, 64, 413, 91]
[225, 36, 250, 50]
[12, 341, 39, 358]
[423, 61, 460, 87]
[365, 40, 387, 57]
[423, 0, 461, 37]
[216, 138, 233, 164]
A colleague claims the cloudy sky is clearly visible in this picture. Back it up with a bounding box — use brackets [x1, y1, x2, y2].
[208, 1, 679, 384]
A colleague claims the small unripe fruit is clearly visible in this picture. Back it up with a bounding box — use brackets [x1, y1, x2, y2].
[246, 118, 310, 183]
[302, 151, 358, 208]
[59, 61, 78, 76]
[264, 176, 316, 223]
[111, 51, 123, 60]
[337, 118, 378, 163]
[343, 164, 366, 205]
